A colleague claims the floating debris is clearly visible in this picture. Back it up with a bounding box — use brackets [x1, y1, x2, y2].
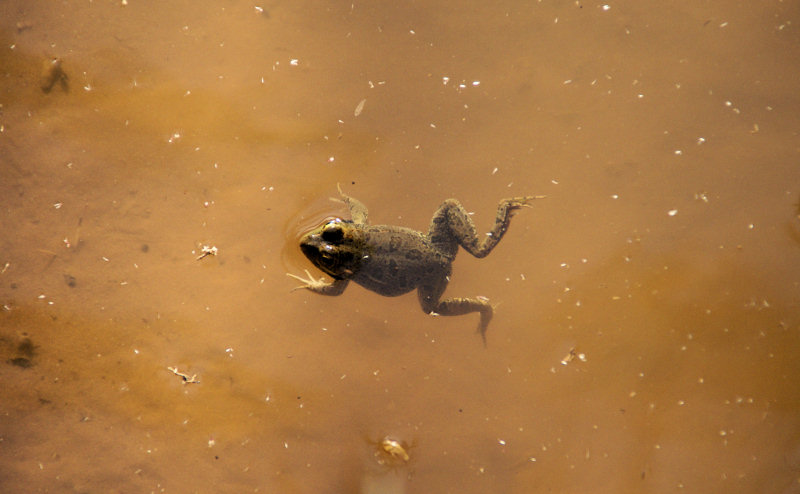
[372, 436, 412, 467]
[354, 98, 366, 117]
[196, 245, 218, 260]
[560, 347, 587, 365]
[167, 366, 199, 384]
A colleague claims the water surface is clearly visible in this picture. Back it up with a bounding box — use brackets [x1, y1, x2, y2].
[1, 1, 799, 492]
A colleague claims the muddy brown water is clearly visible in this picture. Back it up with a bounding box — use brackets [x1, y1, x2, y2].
[2, 1, 800, 493]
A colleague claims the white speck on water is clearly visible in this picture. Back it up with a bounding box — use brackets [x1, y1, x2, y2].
[354, 98, 366, 117]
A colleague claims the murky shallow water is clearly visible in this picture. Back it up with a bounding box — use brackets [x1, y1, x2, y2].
[2, 1, 799, 492]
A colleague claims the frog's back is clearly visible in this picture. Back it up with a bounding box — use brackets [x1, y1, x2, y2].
[351, 225, 451, 296]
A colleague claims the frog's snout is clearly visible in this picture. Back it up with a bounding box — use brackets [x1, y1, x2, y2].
[299, 232, 319, 260]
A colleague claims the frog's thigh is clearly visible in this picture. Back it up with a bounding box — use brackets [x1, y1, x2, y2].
[428, 199, 478, 249]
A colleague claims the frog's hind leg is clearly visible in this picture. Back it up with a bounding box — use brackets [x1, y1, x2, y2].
[418, 285, 493, 345]
[428, 196, 541, 259]
[335, 184, 369, 225]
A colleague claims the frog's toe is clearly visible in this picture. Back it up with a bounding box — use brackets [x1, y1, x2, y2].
[514, 195, 546, 208]
[474, 299, 495, 347]
[526, 195, 547, 203]
[287, 269, 325, 291]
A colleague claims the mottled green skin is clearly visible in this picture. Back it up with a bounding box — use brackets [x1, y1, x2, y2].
[288, 187, 540, 343]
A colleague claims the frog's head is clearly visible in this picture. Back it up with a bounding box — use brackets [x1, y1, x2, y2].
[299, 218, 364, 280]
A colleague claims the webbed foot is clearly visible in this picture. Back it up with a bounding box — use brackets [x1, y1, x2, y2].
[286, 270, 349, 296]
[287, 270, 328, 291]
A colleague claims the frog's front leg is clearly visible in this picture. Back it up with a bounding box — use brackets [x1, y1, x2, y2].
[336, 184, 369, 225]
[428, 196, 543, 259]
[418, 283, 493, 345]
[287, 270, 349, 296]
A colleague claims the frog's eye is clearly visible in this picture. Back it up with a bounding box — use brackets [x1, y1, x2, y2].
[321, 223, 344, 243]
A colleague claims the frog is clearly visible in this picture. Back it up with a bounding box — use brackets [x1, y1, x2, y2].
[287, 186, 543, 344]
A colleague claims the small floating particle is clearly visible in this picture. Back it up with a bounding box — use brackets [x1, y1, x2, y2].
[377, 437, 410, 463]
[561, 347, 576, 365]
[354, 98, 366, 117]
[667, 209, 678, 216]
[196, 245, 218, 260]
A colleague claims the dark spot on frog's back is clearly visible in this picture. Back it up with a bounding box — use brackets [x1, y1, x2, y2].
[389, 235, 403, 251]
[405, 248, 422, 261]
